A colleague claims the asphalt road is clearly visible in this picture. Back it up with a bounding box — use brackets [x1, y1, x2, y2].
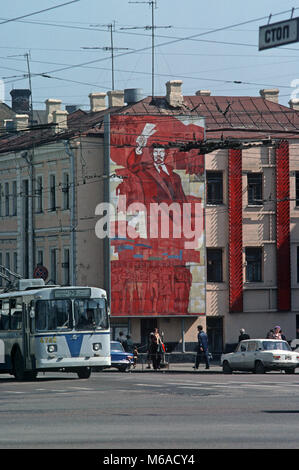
[1, 369, 299, 450]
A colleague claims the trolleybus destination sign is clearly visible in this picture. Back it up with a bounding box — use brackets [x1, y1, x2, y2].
[259, 17, 299, 50]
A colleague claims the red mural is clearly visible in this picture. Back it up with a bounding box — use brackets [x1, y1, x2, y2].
[110, 114, 205, 317]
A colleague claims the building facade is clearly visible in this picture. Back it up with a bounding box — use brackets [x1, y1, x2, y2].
[1, 83, 299, 353]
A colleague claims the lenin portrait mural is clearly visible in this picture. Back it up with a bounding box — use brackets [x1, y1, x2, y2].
[109, 114, 205, 317]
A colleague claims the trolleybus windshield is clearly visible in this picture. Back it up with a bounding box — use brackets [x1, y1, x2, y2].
[74, 298, 108, 330]
[35, 300, 72, 331]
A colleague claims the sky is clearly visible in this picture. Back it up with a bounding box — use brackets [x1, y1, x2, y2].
[1, 0, 299, 112]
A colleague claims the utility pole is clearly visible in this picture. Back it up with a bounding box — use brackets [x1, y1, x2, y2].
[25, 52, 33, 125]
[7, 52, 33, 125]
[84, 22, 131, 90]
[125, 1, 171, 100]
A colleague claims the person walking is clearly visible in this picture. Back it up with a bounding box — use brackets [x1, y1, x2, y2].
[238, 328, 250, 342]
[124, 334, 134, 353]
[273, 326, 282, 340]
[149, 334, 162, 370]
[194, 325, 210, 370]
[116, 331, 125, 346]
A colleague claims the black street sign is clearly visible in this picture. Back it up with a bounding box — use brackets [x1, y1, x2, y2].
[259, 17, 299, 50]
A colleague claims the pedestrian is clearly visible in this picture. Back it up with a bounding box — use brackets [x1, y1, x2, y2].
[149, 334, 162, 370]
[133, 346, 138, 369]
[194, 325, 210, 370]
[238, 328, 250, 342]
[124, 334, 134, 353]
[116, 331, 125, 346]
[279, 329, 287, 341]
[266, 329, 274, 339]
[146, 332, 155, 369]
[273, 326, 282, 340]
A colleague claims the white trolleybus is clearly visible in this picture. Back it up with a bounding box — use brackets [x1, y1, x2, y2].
[0, 275, 111, 380]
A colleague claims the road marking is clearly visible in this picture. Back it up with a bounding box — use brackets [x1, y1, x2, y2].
[136, 384, 163, 387]
[69, 387, 94, 391]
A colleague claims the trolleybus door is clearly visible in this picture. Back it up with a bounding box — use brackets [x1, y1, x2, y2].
[22, 299, 33, 369]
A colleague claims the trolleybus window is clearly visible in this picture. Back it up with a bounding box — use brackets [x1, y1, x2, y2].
[74, 298, 108, 330]
[0, 299, 10, 330]
[10, 298, 23, 330]
[35, 300, 72, 331]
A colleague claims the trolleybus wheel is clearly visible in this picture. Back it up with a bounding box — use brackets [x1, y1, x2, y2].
[77, 367, 91, 379]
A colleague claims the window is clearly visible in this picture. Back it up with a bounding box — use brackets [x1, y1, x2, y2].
[49, 175, 56, 211]
[62, 248, 70, 286]
[0, 253, 2, 287]
[0, 299, 10, 330]
[10, 298, 22, 330]
[35, 176, 43, 213]
[37, 250, 44, 266]
[62, 173, 70, 210]
[5, 182, 9, 216]
[5, 252, 10, 271]
[50, 248, 57, 283]
[13, 252, 18, 274]
[246, 247, 262, 282]
[206, 171, 223, 204]
[247, 342, 257, 352]
[12, 181, 17, 216]
[248, 173, 263, 205]
[35, 300, 72, 331]
[207, 248, 223, 282]
[296, 172, 299, 206]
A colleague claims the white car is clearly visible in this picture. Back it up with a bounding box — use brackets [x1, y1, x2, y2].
[221, 339, 299, 374]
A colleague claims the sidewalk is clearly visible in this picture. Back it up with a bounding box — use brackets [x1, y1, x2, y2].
[130, 361, 223, 373]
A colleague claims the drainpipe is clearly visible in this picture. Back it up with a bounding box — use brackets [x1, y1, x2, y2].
[64, 140, 77, 286]
[104, 114, 111, 308]
[21, 150, 34, 278]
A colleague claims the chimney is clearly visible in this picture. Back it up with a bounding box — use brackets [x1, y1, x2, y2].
[14, 114, 29, 131]
[107, 90, 124, 108]
[289, 98, 299, 111]
[53, 110, 68, 133]
[166, 80, 184, 107]
[45, 98, 62, 123]
[195, 90, 211, 96]
[259, 89, 279, 103]
[10, 89, 31, 113]
[89, 92, 106, 112]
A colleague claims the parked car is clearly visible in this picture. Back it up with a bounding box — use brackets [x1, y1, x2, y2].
[221, 339, 299, 374]
[109, 341, 134, 372]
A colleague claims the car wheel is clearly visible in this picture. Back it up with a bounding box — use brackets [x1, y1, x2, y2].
[118, 365, 128, 372]
[255, 360, 265, 374]
[222, 361, 232, 374]
[77, 367, 91, 379]
[285, 368, 295, 374]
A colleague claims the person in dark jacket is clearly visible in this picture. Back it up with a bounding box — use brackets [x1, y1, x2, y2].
[238, 328, 250, 342]
[194, 325, 210, 370]
[149, 334, 162, 370]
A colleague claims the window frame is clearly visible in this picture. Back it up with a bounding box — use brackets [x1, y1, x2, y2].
[206, 171, 223, 205]
[247, 172, 263, 206]
[207, 247, 223, 282]
[245, 247, 263, 282]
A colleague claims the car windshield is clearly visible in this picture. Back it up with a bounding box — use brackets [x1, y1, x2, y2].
[74, 298, 108, 330]
[262, 341, 291, 351]
[111, 342, 124, 352]
[35, 300, 72, 331]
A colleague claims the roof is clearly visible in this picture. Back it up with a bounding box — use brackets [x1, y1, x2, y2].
[122, 95, 299, 140]
[0, 101, 16, 123]
[0, 95, 298, 155]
